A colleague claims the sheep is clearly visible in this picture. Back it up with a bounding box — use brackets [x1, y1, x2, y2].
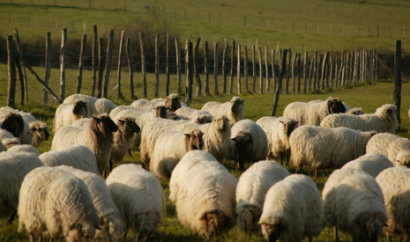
[200, 115, 231, 161]
[236, 160, 289, 232]
[137, 105, 171, 128]
[169, 150, 238, 238]
[0, 106, 50, 147]
[56, 165, 125, 241]
[53, 100, 90, 133]
[109, 105, 139, 120]
[320, 104, 399, 134]
[341, 153, 393, 177]
[174, 107, 214, 124]
[366, 132, 399, 157]
[94, 98, 117, 115]
[150, 129, 204, 179]
[7, 144, 40, 156]
[283, 97, 346, 126]
[322, 170, 387, 241]
[395, 149, 410, 167]
[376, 167, 410, 240]
[229, 119, 268, 170]
[0, 112, 32, 145]
[131, 93, 183, 112]
[387, 137, 410, 167]
[64, 93, 97, 115]
[111, 109, 143, 147]
[259, 174, 322, 242]
[346, 107, 365, 115]
[18, 166, 100, 242]
[51, 114, 118, 175]
[0, 128, 20, 149]
[0, 152, 44, 223]
[256, 116, 299, 166]
[201, 96, 244, 126]
[289, 125, 376, 175]
[40, 144, 99, 174]
[106, 164, 166, 241]
[131, 99, 151, 108]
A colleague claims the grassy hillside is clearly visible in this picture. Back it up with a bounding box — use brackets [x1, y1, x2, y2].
[0, 63, 409, 241]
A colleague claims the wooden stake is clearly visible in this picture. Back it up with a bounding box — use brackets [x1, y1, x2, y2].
[116, 30, 124, 99]
[252, 45, 256, 93]
[393, 40, 401, 128]
[244, 45, 248, 91]
[155, 34, 160, 97]
[139, 33, 147, 97]
[60, 28, 67, 100]
[265, 45, 270, 93]
[229, 40, 235, 94]
[214, 42, 219, 95]
[7, 35, 16, 108]
[43, 32, 51, 104]
[103, 29, 114, 98]
[304, 51, 308, 93]
[258, 47, 263, 94]
[125, 38, 134, 99]
[166, 33, 170, 96]
[271, 49, 288, 116]
[194, 37, 202, 96]
[13, 28, 27, 103]
[175, 38, 181, 93]
[76, 34, 87, 94]
[222, 41, 228, 93]
[204, 41, 209, 95]
[91, 25, 97, 96]
[237, 44, 241, 94]
[97, 38, 104, 98]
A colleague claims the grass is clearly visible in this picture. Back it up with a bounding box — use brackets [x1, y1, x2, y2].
[0, 62, 410, 241]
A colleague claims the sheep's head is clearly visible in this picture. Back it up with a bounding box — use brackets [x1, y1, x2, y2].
[153, 105, 168, 119]
[117, 117, 140, 136]
[237, 204, 261, 232]
[395, 150, 410, 167]
[1, 112, 24, 138]
[93, 114, 118, 133]
[231, 132, 252, 170]
[346, 107, 365, 115]
[351, 212, 387, 242]
[67, 222, 99, 242]
[133, 212, 162, 242]
[184, 129, 204, 151]
[30, 122, 50, 147]
[280, 119, 299, 137]
[230, 96, 245, 113]
[72, 100, 90, 118]
[194, 114, 213, 124]
[201, 211, 229, 239]
[327, 97, 346, 114]
[260, 218, 284, 242]
[213, 115, 231, 131]
[165, 94, 181, 112]
[377, 104, 399, 131]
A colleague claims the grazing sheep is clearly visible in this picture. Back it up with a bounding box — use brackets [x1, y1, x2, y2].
[7, 144, 40, 156]
[94, 98, 117, 115]
[174, 107, 214, 124]
[395, 150, 410, 167]
[376, 167, 410, 240]
[0, 112, 25, 139]
[387, 138, 410, 167]
[106, 164, 166, 241]
[283, 97, 346, 126]
[366, 132, 399, 157]
[346, 107, 365, 115]
[131, 94, 183, 112]
[64, 93, 98, 115]
[109, 105, 139, 120]
[131, 99, 151, 108]
[18, 167, 100, 242]
[341, 153, 393, 177]
[40, 145, 99, 174]
[53, 100, 90, 133]
[289, 125, 376, 175]
[51, 114, 118, 175]
[201, 96, 244, 126]
[56, 166, 125, 241]
[0, 152, 44, 223]
[229, 119, 268, 170]
[259, 174, 322, 242]
[322, 170, 387, 242]
[137, 105, 171, 128]
[236, 160, 289, 232]
[200, 115, 231, 161]
[150, 129, 204, 179]
[256, 116, 299, 166]
[170, 150, 238, 238]
[320, 104, 399, 134]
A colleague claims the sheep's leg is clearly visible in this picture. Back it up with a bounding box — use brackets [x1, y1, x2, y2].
[386, 232, 391, 242]
[49, 238, 53, 242]
[308, 236, 312, 242]
[29, 234, 34, 242]
[285, 154, 290, 167]
[7, 209, 17, 223]
[334, 226, 339, 242]
[109, 160, 113, 172]
[314, 170, 318, 179]
[38, 234, 43, 242]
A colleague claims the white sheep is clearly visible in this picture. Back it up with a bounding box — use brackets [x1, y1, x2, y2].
[18, 166, 100, 242]
[376, 167, 410, 240]
[150, 129, 204, 179]
[40, 144, 99, 174]
[94, 98, 117, 115]
[7, 144, 40, 156]
[136, 105, 171, 128]
[366, 132, 399, 157]
[0, 128, 20, 149]
[289, 125, 375, 175]
[259, 174, 322, 242]
[169, 150, 238, 238]
[229, 119, 268, 170]
[256, 116, 299, 166]
[346, 107, 364, 115]
[387, 137, 410, 167]
[320, 104, 399, 134]
[109, 105, 139, 120]
[53, 100, 90, 133]
[322, 170, 387, 241]
[111, 109, 143, 147]
[106, 164, 166, 241]
[0, 152, 44, 223]
[51, 114, 118, 175]
[200, 115, 231, 161]
[64, 93, 97, 115]
[283, 97, 346, 126]
[174, 107, 214, 124]
[341, 153, 393, 177]
[236, 160, 289, 232]
[201, 96, 244, 126]
[131, 93, 184, 112]
[56, 165, 125, 241]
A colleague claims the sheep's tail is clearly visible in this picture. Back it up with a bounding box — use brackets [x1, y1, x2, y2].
[237, 204, 261, 232]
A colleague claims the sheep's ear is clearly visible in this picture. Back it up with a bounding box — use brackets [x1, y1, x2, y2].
[241, 100, 245, 103]
[383, 224, 388, 227]
[279, 120, 284, 124]
[95, 226, 102, 230]
[118, 119, 125, 125]
[184, 133, 191, 138]
[92, 116, 101, 123]
[231, 137, 237, 141]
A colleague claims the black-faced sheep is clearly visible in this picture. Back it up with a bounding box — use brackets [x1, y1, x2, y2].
[201, 96, 244, 126]
[53, 100, 90, 133]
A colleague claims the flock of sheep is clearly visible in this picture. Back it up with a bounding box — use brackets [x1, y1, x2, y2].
[0, 92, 409, 242]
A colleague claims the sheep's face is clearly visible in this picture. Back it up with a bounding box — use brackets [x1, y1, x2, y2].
[231, 133, 252, 170]
[118, 117, 140, 135]
[72, 101, 90, 118]
[347, 107, 365, 115]
[237, 204, 261, 232]
[93, 115, 118, 133]
[154, 105, 168, 118]
[195, 114, 213, 124]
[379, 105, 399, 130]
[30, 122, 50, 147]
[327, 98, 346, 114]
[351, 213, 386, 242]
[1, 112, 24, 137]
[260, 221, 283, 242]
[395, 151, 410, 167]
[67, 222, 97, 242]
[230, 97, 244, 113]
[200, 211, 229, 239]
[185, 130, 204, 151]
[280, 120, 299, 137]
[213, 116, 231, 131]
[165, 95, 181, 112]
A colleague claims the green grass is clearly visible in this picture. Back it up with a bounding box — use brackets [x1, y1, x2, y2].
[0, 62, 410, 241]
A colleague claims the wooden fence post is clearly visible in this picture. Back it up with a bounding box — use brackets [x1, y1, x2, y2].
[222, 41, 228, 93]
[154, 34, 160, 97]
[43, 32, 51, 104]
[166, 33, 170, 96]
[185, 41, 194, 105]
[321, 52, 328, 89]
[103, 29, 114, 98]
[204, 41, 209, 95]
[297, 53, 301, 93]
[304, 51, 308, 93]
[393, 40, 401, 129]
[175, 38, 181, 94]
[252, 45, 256, 93]
[271, 49, 288, 116]
[194, 37, 202, 96]
[237, 44, 241, 94]
[115, 30, 124, 99]
[76, 34, 87, 94]
[244, 45, 248, 91]
[340, 50, 345, 86]
[229, 40, 235, 94]
[13, 28, 27, 104]
[335, 52, 339, 88]
[60, 28, 67, 101]
[214, 42, 219, 95]
[329, 52, 333, 89]
[309, 55, 314, 91]
[258, 47, 263, 94]
[7, 35, 16, 108]
[292, 52, 297, 93]
[125, 38, 134, 99]
[353, 50, 358, 84]
[139, 33, 147, 97]
[91, 25, 97, 96]
[272, 49, 277, 92]
[265, 45, 270, 93]
[285, 48, 291, 94]
[97, 38, 104, 98]
[373, 50, 377, 81]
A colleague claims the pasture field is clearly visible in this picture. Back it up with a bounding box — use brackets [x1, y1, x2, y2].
[0, 62, 409, 241]
[0, 0, 409, 52]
